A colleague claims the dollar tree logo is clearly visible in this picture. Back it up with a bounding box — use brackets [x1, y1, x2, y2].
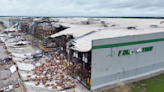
[118, 46, 153, 56]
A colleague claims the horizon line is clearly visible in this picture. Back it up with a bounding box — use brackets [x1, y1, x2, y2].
[0, 15, 164, 18]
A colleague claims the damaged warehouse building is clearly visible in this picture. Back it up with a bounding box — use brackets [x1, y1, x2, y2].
[50, 18, 164, 90]
[2, 17, 164, 91]
[20, 17, 69, 50]
[0, 17, 33, 28]
[26, 18, 68, 40]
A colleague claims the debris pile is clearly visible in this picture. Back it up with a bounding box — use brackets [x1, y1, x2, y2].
[24, 55, 78, 91]
[0, 85, 13, 92]
[15, 82, 19, 88]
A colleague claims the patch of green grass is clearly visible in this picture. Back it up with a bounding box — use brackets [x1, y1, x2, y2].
[0, 24, 7, 29]
[129, 75, 164, 92]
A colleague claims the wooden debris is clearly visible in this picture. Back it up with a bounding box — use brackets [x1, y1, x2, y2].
[51, 83, 54, 86]
[44, 84, 50, 87]
[35, 82, 40, 86]
[27, 75, 31, 77]
[15, 84, 19, 88]
[2, 78, 7, 80]
[52, 85, 57, 89]
[58, 88, 63, 91]
[25, 57, 77, 90]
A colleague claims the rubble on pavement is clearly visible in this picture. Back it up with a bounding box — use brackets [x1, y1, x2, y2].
[0, 85, 13, 92]
[19, 54, 80, 91]
[0, 21, 84, 92]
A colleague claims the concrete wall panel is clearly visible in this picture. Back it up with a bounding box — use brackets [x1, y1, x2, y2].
[0, 18, 10, 28]
[92, 37, 118, 46]
[91, 32, 164, 90]
[92, 38, 118, 79]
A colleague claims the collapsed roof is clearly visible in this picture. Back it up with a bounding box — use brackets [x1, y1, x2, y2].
[50, 18, 164, 52]
[4, 23, 20, 32]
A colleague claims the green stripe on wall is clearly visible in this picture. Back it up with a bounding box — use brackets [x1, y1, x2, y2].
[92, 38, 164, 49]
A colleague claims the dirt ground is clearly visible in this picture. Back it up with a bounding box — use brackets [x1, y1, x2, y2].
[103, 84, 134, 92]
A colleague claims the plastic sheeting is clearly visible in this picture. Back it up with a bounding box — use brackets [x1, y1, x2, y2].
[4, 28, 18, 32]
[6, 39, 18, 43]
[17, 41, 29, 45]
[12, 53, 27, 59]
[10, 65, 16, 73]
[12, 53, 32, 59]
[0, 37, 6, 42]
[17, 62, 35, 71]
[36, 50, 42, 54]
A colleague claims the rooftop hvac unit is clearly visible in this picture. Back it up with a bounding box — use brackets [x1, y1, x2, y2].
[101, 21, 105, 25]
[101, 21, 108, 27]
[150, 25, 158, 28]
[127, 26, 136, 30]
[110, 25, 116, 27]
[103, 24, 108, 27]
[81, 21, 90, 25]
[160, 21, 164, 24]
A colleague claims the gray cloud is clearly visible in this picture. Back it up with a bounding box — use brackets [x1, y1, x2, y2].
[0, 0, 163, 16]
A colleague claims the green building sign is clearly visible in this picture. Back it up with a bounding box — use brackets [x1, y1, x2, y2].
[118, 46, 153, 56]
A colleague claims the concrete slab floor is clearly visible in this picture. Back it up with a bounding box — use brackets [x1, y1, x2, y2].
[0, 64, 23, 92]
[0, 43, 22, 92]
[0, 43, 8, 59]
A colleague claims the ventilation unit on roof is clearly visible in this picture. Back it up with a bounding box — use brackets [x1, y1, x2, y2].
[110, 25, 116, 27]
[81, 21, 90, 25]
[160, 21, 164, 24]
[101, 21, 105, 25]
[127, 26, 136, 30]
[103, 24, 108, 27]
[150, 25, 158, 28]
[101, 21, 108, 27]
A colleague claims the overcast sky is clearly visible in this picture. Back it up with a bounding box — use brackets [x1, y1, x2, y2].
[0, 0, 164, 17]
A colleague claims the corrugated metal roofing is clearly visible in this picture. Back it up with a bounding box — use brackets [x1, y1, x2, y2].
[50, 18, 164, 52]
[50, 25, 104, 38]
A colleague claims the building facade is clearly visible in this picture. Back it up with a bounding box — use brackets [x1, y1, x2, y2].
[0, 17, 33, 28]
[91, 32, 164, 90]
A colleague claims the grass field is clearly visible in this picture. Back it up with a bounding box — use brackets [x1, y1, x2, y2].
[106, 74, 164, 92]
[129, 75, 164, 92]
